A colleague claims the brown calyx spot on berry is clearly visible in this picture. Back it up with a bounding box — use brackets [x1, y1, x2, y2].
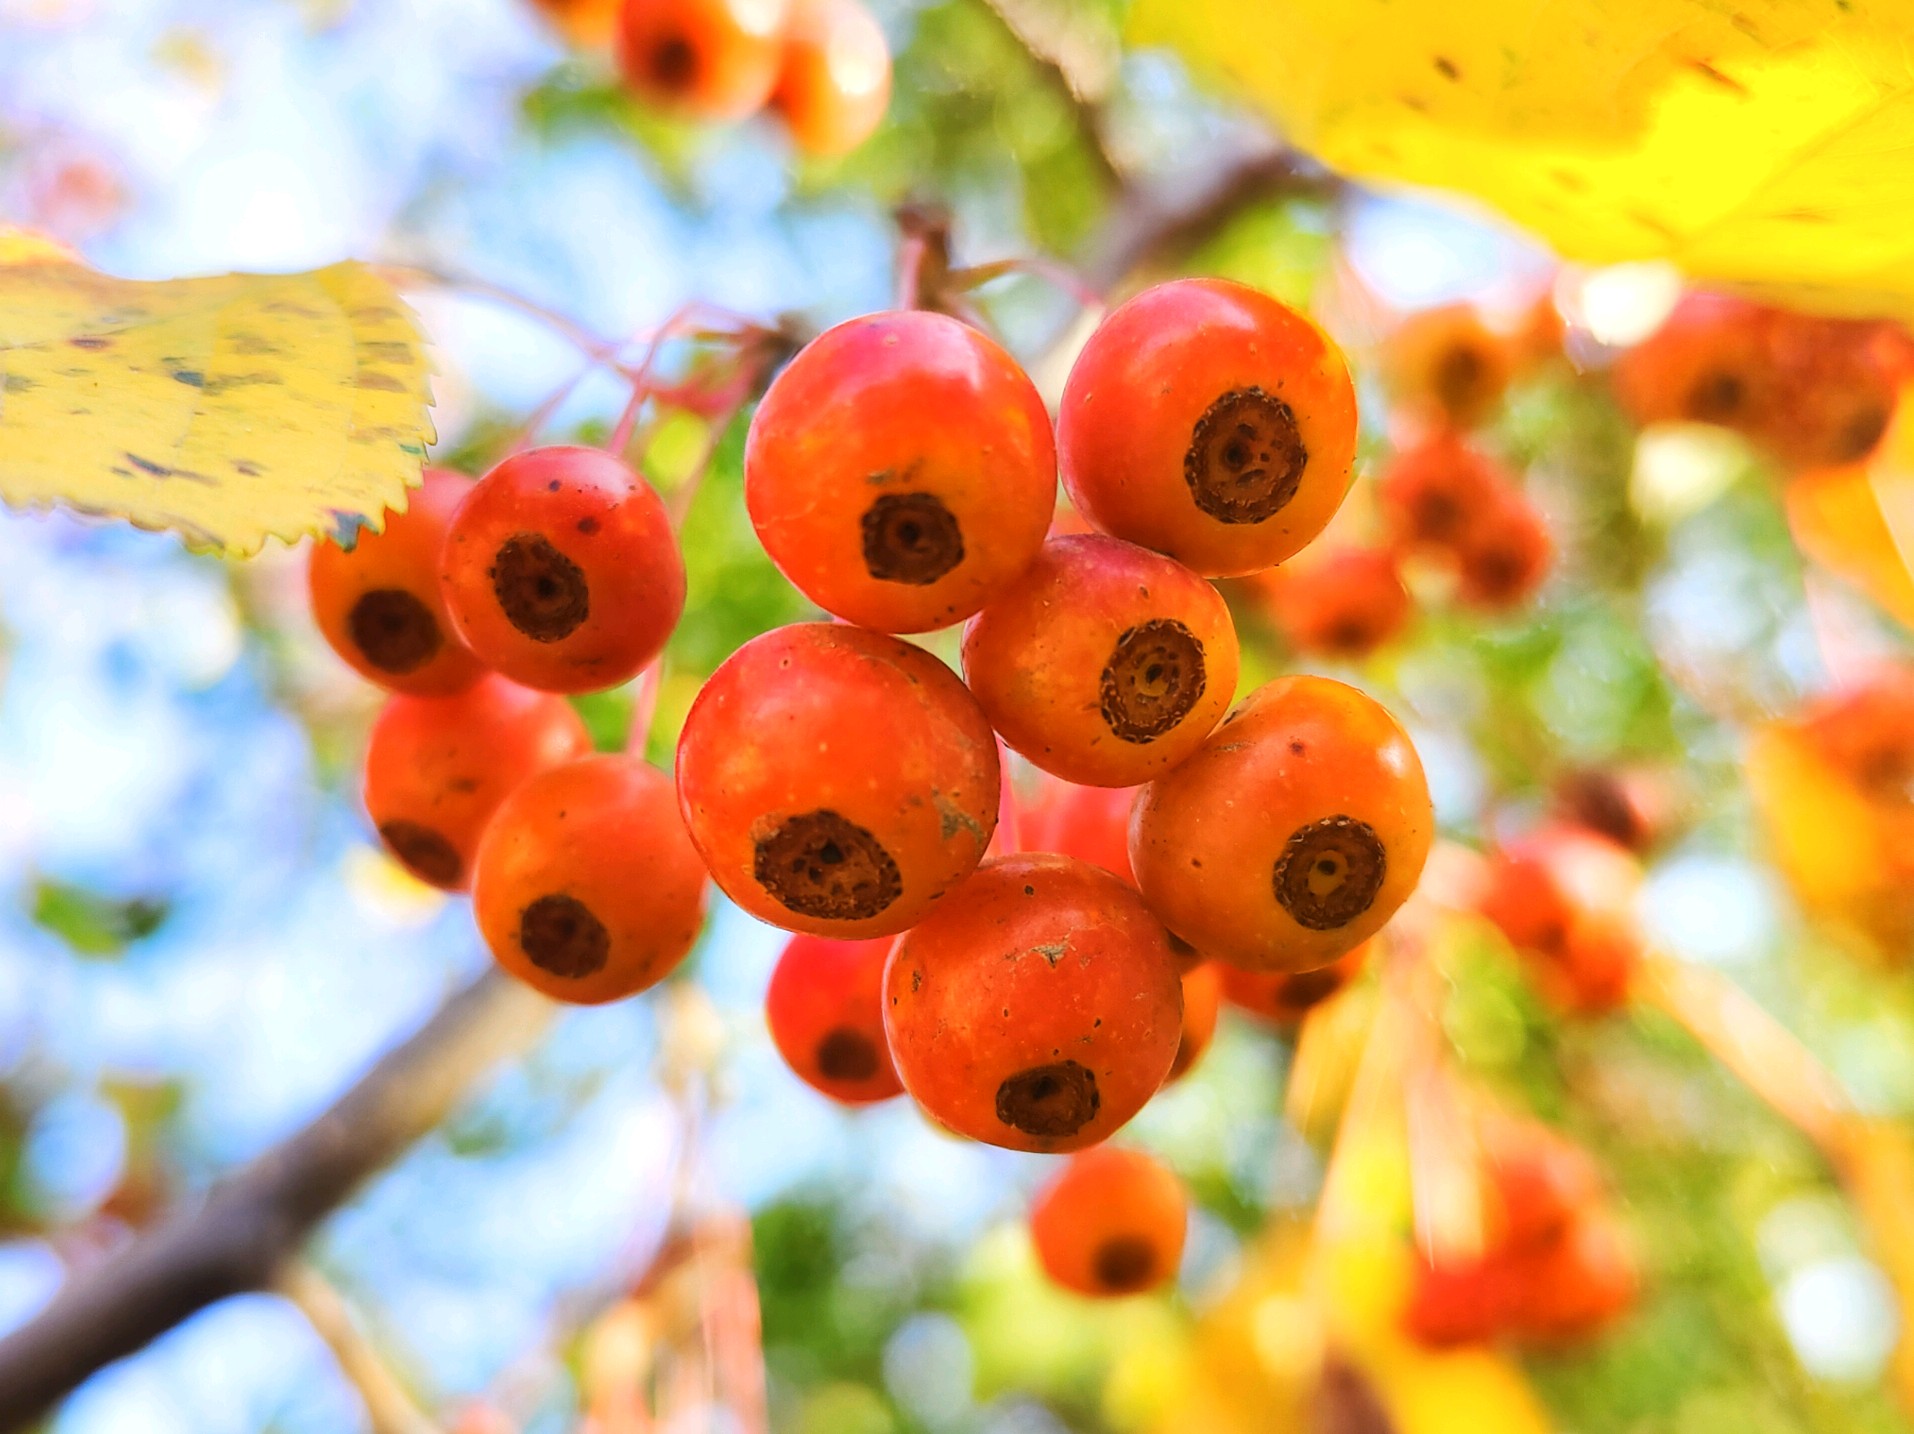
[1685, 369, 1746, 423]
[1433, 342, 1490, 414]
[816, 1027, 880, 1081]
[1100, 619, 1206, 743]
[348, 589, 441, 673]
[647, 33, 699, 91]
[1184, 386, 1308, 524]
[519, 893, 611, 979]
[1272, 814, 1387, 930]
[860, 492, 964, 585]
[379, 821, 462, 887]
[995, 1059, 1100, 1138]
[1092, 1235, 1158, 1292]
[753, 809, 903, 920]
[490, 533, 590, 643]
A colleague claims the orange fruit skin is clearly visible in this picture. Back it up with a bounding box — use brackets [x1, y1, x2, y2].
[676, 623, 1000, 939]
[617, 0, 791, 121]
[1058, 278, 1358, 578]
[770, 0, 891, 156]
[1018, 777, 1138, 886]
[1216, 939, 1371, 1024]
[529, 0, 625, 47]
[308, 468, 485, 696]
[745, 310, 1056, 633]
[1130, 676, 1433, 972]
[474, 755, 708, 1004]
[1168, 961, 1222, 1080]
[1381, 303, 1514, 430]
[1478, 825, 1642, 1014]
[883, 854, 1183, 1153]
[765, 933, 905, 1104]
[362, 674, 593, 892]
[1029, 1145, 1189, 1297]
[962, 534, 1240, 787]
[1256, 545, 1412, 659]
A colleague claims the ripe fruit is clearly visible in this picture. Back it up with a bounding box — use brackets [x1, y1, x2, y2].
[962, 535, 1240, 786]
[1381, 303, 1513, 429]
[1377, 429, 1511, 556]
[441, 446, 685, 694]
[1217, 939, 1371, 1025]
[1018, 778, 1137, 885]
[1028, 1146, 1188, 1297]
[1058, 278, 1358, 578]
[1169, 961, 1222, 1080]
[1257, 546, 1412, 659]
[529, 0, 624, 46]
[473, 755, 708, 1004]
[745, 310, 1055, 632]
[362, 674, 593, 892]
[616, 0, 790, 121]
[308, 468, 484, 695]
[676, 623, 999, 938]
[883, 854, 1182, 1152]
[1131, 677, 1433, 972]
[770, 0, 891, 157]
[1477, 825, 1641, 1013]
[1454, 487, 1551, 611]
[765, 933, 903, 1104]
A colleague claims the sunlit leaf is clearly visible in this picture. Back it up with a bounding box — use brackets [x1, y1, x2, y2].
[0, 233, 434, 555]
[1132, 0, 1914, 317]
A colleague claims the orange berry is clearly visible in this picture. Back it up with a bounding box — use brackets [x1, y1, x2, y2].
[1216, 939, 1370, 1025]
[1259, 546, 1413, 659]
[765, 933, 904, 1104]
[1169, 961, 1222, 1080]
[616, 0, 791, 121]
[527, 0, 624, 46]
[1454, 486, 1551, 611]
[474, 755, 708, 1004]
[1478, 825, 1642, 1013]
[1376, 428, 1512, 557]
[307, 469, 484, 696]
[362, 674, 593, 892]
[1029, 1146, 1188, 1297]
[962, 534, 1240, 787]
[883, 854, 1182, 1153]
[1131, 677, 1433, 972]
[1017, 777, 1137, 886]
[769, 0, 890, 156]
[1058, 278, 1359, 578]
[1382, 303, 1513, 429]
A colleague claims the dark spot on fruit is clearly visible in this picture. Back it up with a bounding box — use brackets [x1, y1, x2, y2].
[861, 492, 963, 585]
[1433, 343, 1487, 413]
[348, 588, 441, 674]
[1093, 1235, 1159, 1292]
[576, 516, 601, 535]
[649, 32, 698, 90]
[1411, 488, 1465, 541]
[1184, 387, 1308, 523]
[995, 1060, 1099, 1138]
[1466, 545, 1525, 599]
[754, 810, 901, 920]
[519, 894, 610, 979]
[1686, 369, 1746, 422]
[1289, 740, 1306, 755]
[378, 820, 461, 887]
[1100, 619, 1206, 742]
[1024, 885, 1035, 896]
[1272, 815, 1387, 930]
[491, 532, 589, 642]
[816, 1027, 879, 1081]
[546, 480, 561, 492]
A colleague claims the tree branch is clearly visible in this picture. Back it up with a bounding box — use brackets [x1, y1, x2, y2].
[0, 972, 553, 1432]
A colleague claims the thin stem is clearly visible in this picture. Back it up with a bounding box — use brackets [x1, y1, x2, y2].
[282, 1264, 438, 1434]
[953, 255, 1106, 314]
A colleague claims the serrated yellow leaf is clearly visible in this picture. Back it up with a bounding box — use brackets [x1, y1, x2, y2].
[0, 237, 434, 555]
[1132, 0, 1914, 318]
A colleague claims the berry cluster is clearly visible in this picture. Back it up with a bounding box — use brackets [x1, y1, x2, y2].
[1404, 1116, 1638, 1349]
[311, 275, 1440, 1302]
[527, 0, 892, 157]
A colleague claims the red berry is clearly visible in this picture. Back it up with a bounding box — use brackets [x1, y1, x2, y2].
[1478, 825, 1641, 1013]
[528, 0, 624, 46]
[745, 310, 1055, 632]
[441, 446, 685, 694]
[765, 933, 904, 1104]
[1402, 1251, 1520, 1348]
[769, 0, 890, 156]
[1058, 278, 1358, 578]
[1131, 677, 1433, 972]
[883, 853, 1182, 1152]
[1029, 1146, 1188, 1297]
[1216, 939, 1370, 1025]
[1257, 546, 1413, 659]
[1018, 777, 1137, 885]
[1506, 1214, 1638, 1343]
[1376, 429, 1510, 556]
[473, 755, 708, 1004]
[1454, 487, 1551, 611]
[1169, 961, 1222, 1080]
[362, 674, 593, 892]
[676, 623, 999, 938]
[616, 0, 790, 121]
[1381, 303, 1513, 429]
[307, 468, 484, 695]
[962, 534, 1240, 786]
[1481, 1117, 1604, 1254]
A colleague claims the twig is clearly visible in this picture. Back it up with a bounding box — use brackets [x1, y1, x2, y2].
[0, 972, 554, 1432]
[282, 1263, 439, 1434]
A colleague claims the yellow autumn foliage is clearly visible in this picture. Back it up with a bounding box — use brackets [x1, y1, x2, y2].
[0, 230, 434, 555]
[1132, 0, 1914, 319]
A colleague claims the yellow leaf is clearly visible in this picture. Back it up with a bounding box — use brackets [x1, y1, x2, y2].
[0, 236, 434, 555]
[1131, 0, 1914, 318]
